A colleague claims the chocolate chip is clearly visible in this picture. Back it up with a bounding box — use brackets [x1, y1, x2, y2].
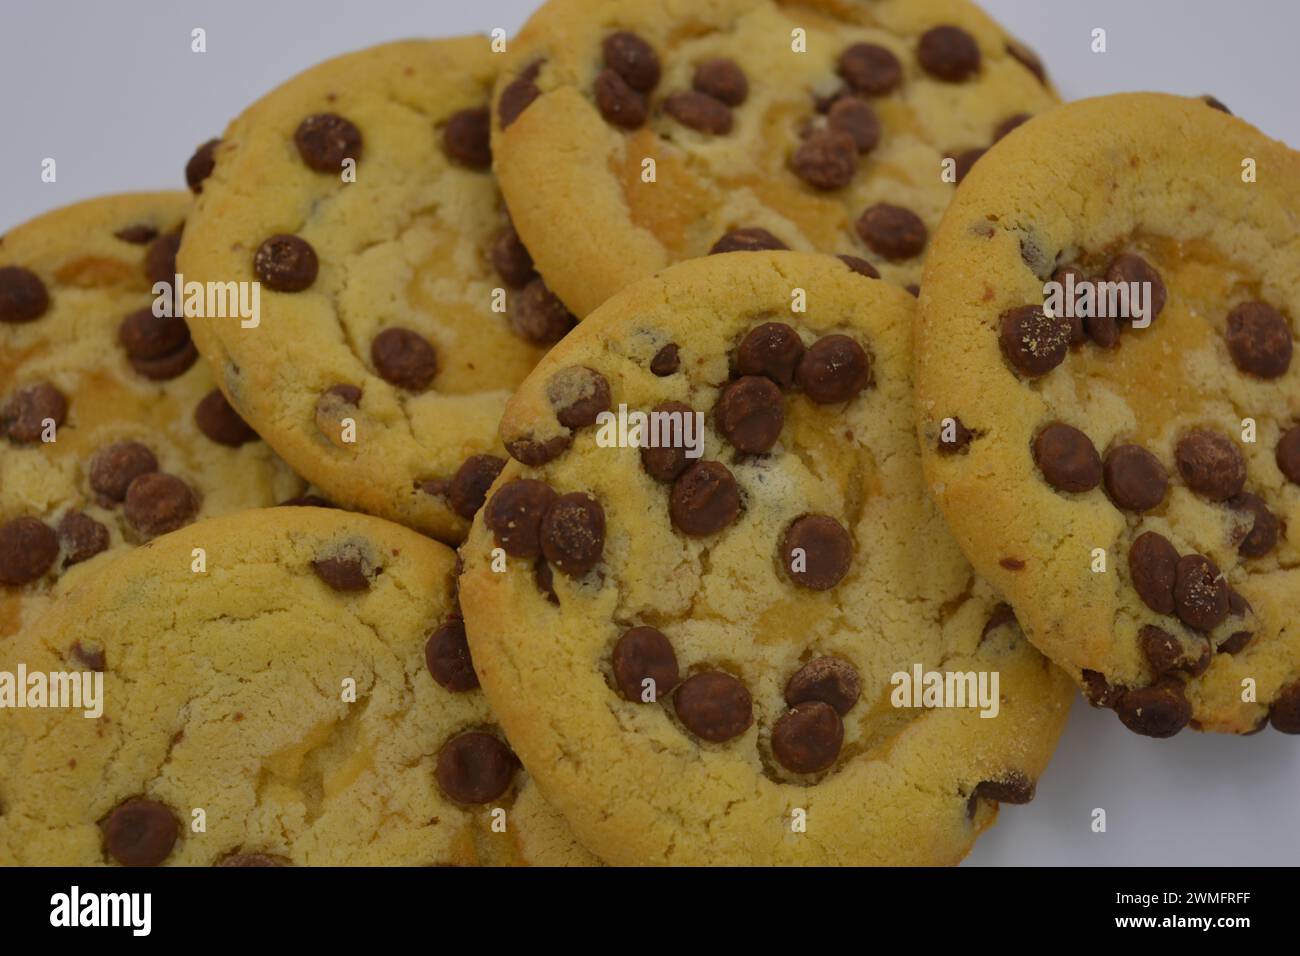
[118, 308, 197, 380]
[838, 255, 880, 279]
[612, 626, 679, 702]
[1174, 553, 1229, 632]
[498, 61, 542, 129]
[547, 366, 610, 428]
[953, 148, 985, 183]
[0, 517, 58, 586]
[442, 107, 491, 168]
[981, 603, 1018, 641]
[1128, 531, 1179, 615]
[650, 343, 680, 376]
[1225, 301, 1292, 379]
[603, 31, 660, 92]
[254, 235, 318, 292]
[1271, 682, 1300, 734]
[114, 224, 158, 245]
[1005, 39, 1048, 85]
[100, 798, 178, 867]
[436, 732, 518, 804]
[118, 308, 188, 360]
[664, 91, 733, 135]
[594, 69, 648, 129]
[967, 772, 1035, 817]
[640, 401, 693, 483]
[674, 671, 752, 742]
[998, 305, 1071, 377]
[792, 129, 859, 190]
[505, 434, 572, 466]
[1175, 429, 1246, 501]
[448, 455, 506, 520]
[993, 113, 1031, 141]
[534, 557, 558, 604]
[1116, 679, 1192, 738]
[1218, 628, 1253, 656]
[795, 334, 870, 404]
[485, 479, 557, 557]
[185, 138, 220, 192]
[709, 228, 787, 254]
[491, 223, 536, 288]
[693, 58, 747, 106]
[1105, 253, 1167, 324]
[781, 514, 852, 590]
[194, 389, 257, 447]
[1085, 310, 1120, 349]
[856, 203, 927, 260]
[1139, 625, 1188, 677]
[837, 43, 902, 96]
[216, 853, 290, 867]
[1203, 95, 1232, 114]
[2, 383, 66, 443]
[0, 267, 50, 324]
[315, 383, 361, 437]
[425, 618, 478, 692]
[1103, 444, 1168, 511]
[513, 278, 576, 344]
[90, 442, 159, 502]
[540, 492, 605, 577]
[772, 701, 842, 774]
[58, 511, 109, 566]
[827, 98, 881, 153]
[784, 656, 860, 714]
[1082, 669, 1125, 709]
[125, 473, 197, 537]
[737, 323, 804, 388]
[716, 376, 784, 453]
[937, 417, 974, 455]
[311, 546, 371, 592]
[918, 26, 981, 82]
[294, 113, 362, 172]
[145, 231, 182, 287]
[124, 341, 198, 382]
[72, 641, 106, 671]
[371, 327, 437, 391]
[1279, 426, 1300, 485]
[670, 460, 740, 536]
[1229, 492, 1279, 558]
[1051, 267, 1089, 345]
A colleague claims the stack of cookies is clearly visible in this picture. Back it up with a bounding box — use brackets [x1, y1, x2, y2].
[1, 0, 1295, 867]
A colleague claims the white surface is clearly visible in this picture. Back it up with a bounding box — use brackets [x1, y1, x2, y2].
[1, 1, 1297, 865]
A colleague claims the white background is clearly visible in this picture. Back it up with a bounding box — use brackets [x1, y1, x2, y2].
[2, 1, 1297, 865]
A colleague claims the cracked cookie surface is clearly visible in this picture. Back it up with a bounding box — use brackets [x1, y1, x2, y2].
[490, 0, 1057, 318]
[0, 193, 305, 642]
[179, 38, 561, 544]
[458, 251, 1072, 865]
[915, 93, 1300, 736]
[0, 507, 594, 866]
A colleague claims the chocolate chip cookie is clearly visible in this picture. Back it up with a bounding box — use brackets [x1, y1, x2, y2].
[0, 193, 305, 641]
[179, 39, 563, 544]
[0, 507, 594, 865]
[915, 93, 1300, 737]
[458, 252, 1073, 865]
[491, 0, 1057, 317]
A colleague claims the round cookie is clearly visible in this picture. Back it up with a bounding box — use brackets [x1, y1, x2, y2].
[458, 252, 1073, 866]
[914, 93, 1300, 737]
[0, 507, 596, 866]
[179, 39, 565, 544]
[0, 193, 305, 641]
[490, 0, 1057, 318]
